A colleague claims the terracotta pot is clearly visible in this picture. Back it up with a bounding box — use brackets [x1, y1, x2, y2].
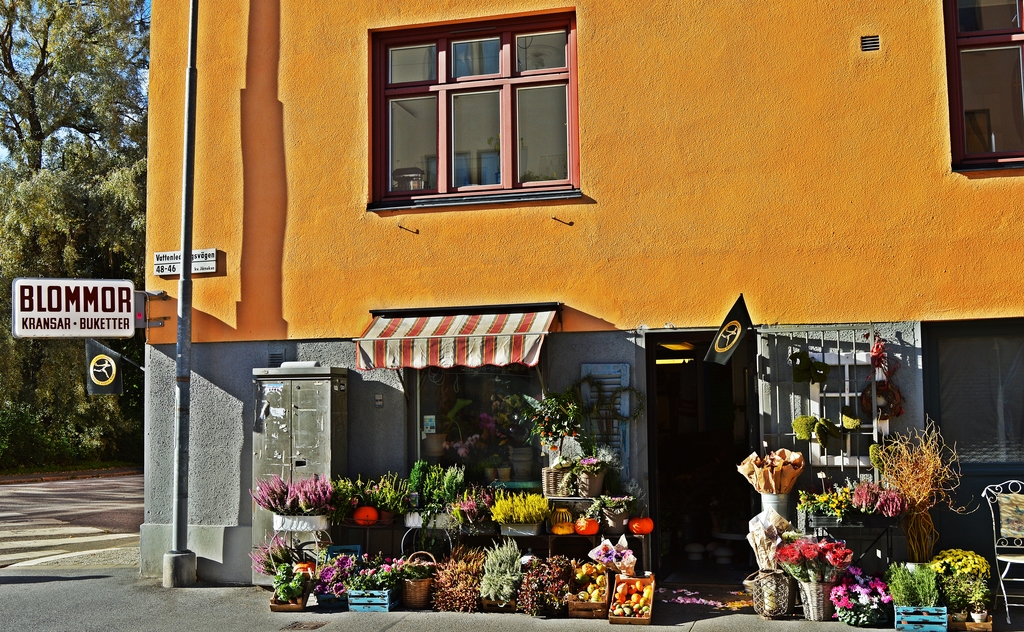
[424, 433, 446, 458]
[483, 467, 498, 482]
[497, 467, 512, 481]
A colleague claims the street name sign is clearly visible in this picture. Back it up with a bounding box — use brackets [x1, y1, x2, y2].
[12, 278, 135, 339]
[153, 248, 217, 275]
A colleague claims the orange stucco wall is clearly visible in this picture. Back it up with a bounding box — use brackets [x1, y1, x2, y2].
[146, 0, 1024, 345]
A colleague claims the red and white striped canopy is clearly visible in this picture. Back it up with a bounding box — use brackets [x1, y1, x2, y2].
[355, 310, 557, 370]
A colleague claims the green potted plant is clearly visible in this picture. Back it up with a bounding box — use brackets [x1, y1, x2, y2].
[490, 491, 551, 536]
[480, 538, 523, 611]
[365, 472, 411, 523]
[968, 578, 990, 623]
[480, 454, 502, 482]
[930, 548, 991, 623]
[524, 388, 585, 492]
[887, 563, 945, 631]
[585, 495, 635, 535]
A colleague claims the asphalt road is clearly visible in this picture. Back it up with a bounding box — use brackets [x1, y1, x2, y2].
[0, 474, 143, 566]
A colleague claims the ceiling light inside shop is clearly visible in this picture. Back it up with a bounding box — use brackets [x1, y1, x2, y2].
[656, 358, 693, 364]
[659, 342, 695, 351]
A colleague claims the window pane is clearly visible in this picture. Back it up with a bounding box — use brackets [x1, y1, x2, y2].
[452, 38, 500, 78]
[961, 47, 1024, 153]
[938, 335, 1024, 463]
[452, 91, 501, 186]
[517, 85, 567, 182]
[958, 0, 1020, 32]
[516, 31, 568, 71]
[390, 96, 437, 191]
[390, 45, 436, 84]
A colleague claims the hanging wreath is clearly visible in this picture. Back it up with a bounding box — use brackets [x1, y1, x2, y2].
[860, 380, 904, 420]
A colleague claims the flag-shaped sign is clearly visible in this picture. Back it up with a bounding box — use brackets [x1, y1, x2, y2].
[704, 295, 754, 366]
[85, 339, 123, 395]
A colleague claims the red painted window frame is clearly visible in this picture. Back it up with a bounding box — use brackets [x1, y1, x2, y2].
[370, 13, 580, 204]
[946, 0, 1024, 167]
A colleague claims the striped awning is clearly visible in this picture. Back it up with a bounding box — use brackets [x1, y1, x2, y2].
[355, 310, 557, 370]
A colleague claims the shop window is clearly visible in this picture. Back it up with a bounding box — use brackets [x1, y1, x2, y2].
[370, 13, 579, 208]
[924, 320, 1024, 465]
[417, 365, 542, 475]
[945, 0, 1024, 167]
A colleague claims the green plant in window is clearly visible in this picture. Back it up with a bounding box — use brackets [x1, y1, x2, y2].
[792, 415, 841, 448]
[790, 351, 831, 385]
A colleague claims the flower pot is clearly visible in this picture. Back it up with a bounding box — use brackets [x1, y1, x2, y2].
[483, 467, 498, 482]
[500, 522, 542, 536]
[602, 508, 629, 535]
[578, 470, 605, 497]
[510, 446, 534, 481]
[273, 513, 329, 532]
[378, 510, 394, 525]
[951, 612, 969, 622]
[971, 611, 988, 623]
[424, 433, 446, 459]
[497, 466, 512, 481]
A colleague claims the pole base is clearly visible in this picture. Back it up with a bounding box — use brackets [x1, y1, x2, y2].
[162, 550, 197, 587]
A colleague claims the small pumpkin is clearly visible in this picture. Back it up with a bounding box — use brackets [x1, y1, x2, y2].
[628, 516, 654, 535]
[575, 517, 599, 536]
[353, 505, 379, 526]
[551, 522, 576, 535]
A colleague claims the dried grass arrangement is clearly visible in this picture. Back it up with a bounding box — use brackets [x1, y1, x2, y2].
[874, 419, 963, 562]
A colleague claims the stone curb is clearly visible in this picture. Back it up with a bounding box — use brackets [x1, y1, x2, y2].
[0, 466, 143, 485]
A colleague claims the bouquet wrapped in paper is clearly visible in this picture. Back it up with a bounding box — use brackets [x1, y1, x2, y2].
[588, 535, 637, 577]
[737, 449, 805, 494]
[746, 507, 793, 571]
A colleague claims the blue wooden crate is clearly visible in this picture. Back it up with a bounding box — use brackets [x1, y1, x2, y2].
[348, 588, 400, 612]
[895, 606, 948, 632]
[324, 544, 361, 560]
[314, 593, 348, 609]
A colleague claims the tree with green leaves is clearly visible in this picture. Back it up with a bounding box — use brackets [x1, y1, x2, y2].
[0, 0, 149, 469]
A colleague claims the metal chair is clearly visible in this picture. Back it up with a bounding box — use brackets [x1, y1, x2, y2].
[983, 480, 1024, 624]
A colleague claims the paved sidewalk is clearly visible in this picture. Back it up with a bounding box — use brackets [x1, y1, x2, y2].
[2, 565, 1021, 632]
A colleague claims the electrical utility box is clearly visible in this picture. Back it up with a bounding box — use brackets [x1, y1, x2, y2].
[251, 365, 347, 585]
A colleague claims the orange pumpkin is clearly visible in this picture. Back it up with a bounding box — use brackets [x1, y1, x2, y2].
[628, 516, 654, 535]
[575, 517, 599, 536]
[353, 506, 379, 526]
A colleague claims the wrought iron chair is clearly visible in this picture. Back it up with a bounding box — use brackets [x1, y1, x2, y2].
[983, 480, 1024, 624]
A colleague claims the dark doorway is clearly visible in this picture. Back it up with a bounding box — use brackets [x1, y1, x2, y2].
[645, 332, 758, 583]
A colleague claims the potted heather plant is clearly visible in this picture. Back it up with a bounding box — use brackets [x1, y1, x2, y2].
[480, 538, 523, 611]
[490, 491, 551, 536]
[250, 474, 334, 532]
[450, 485, 497, 534]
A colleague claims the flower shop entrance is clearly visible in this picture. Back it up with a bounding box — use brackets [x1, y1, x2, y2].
[645, 331, 759, 582]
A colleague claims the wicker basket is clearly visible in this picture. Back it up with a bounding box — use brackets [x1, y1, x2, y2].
[402, 551, 436, 610]
[748, 570, 794, 619]
[797, 581, 835, 621]
[542, 467, 569, 497]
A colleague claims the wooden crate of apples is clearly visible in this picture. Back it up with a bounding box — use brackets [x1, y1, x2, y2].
[609, 574, 655, 624]
[568, 561, 610, 618]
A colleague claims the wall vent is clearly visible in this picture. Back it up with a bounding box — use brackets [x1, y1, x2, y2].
[268, 347, 285, 368]
[861, 35, 880, 52]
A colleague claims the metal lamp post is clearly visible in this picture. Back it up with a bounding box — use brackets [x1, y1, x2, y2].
[163, 0, 200, 588]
